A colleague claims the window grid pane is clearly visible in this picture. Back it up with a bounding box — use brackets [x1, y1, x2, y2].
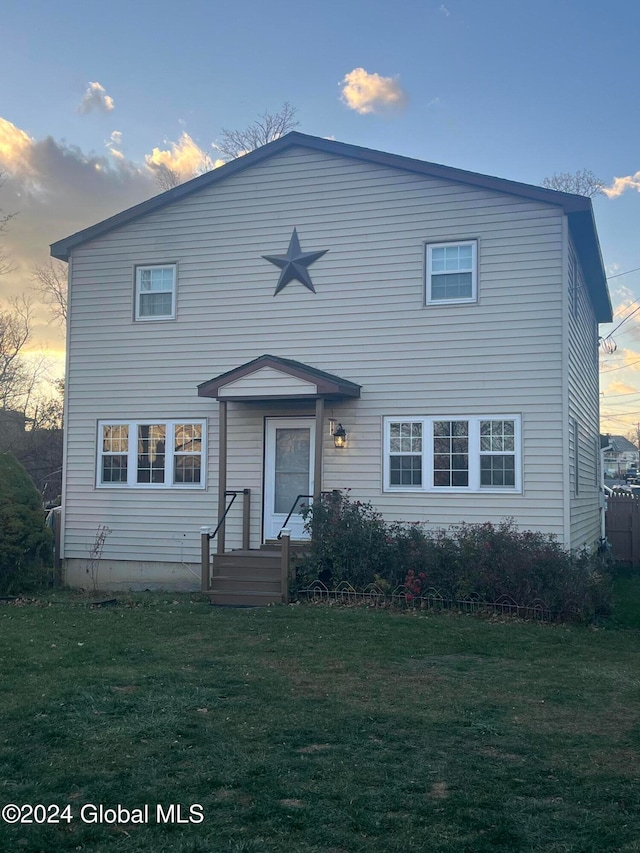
[174, 456, 202, 484]
[102, 455, 128, 483]
[480, 455, 515, 487]
[433, 421, 469, 487]
[479, 420, 516, 487]
[137, 424, 166, 484]
[174, 423, 203, 484]
[139, 292, 173, 317]
[389, 421, 423, 486]
[101, 425, 129, 483]
[431, 273, 472, 301]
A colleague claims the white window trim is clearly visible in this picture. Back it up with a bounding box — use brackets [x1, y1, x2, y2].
[425, 240, 478, 305]
[96, 419, 206, 489]
[383, 415, 521, 493]
[134, 264, 177, 322]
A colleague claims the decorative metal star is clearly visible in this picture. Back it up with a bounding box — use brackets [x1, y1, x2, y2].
[262, 228, 329, 295]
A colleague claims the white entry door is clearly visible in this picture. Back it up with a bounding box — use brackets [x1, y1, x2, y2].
[264, 417, 315, 541]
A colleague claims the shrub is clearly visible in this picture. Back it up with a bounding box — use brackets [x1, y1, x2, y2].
[297, 491, 390, 590]
[0, 452, 52, 594]
[405, 520, 611, 622]
[295, 493, 611, 621]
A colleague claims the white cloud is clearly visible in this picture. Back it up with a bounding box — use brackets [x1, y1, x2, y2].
[78, 82, 115, 115]
[340, 68, 407, 115]
[106, 130, 124, 159]
[145, 132, 224, 181]
[603, 172, 640, 198]
[439, 4, 450, 16]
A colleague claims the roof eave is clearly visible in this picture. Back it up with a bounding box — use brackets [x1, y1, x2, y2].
[50, 131, 601, 262]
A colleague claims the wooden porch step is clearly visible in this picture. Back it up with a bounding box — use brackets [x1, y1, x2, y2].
[261, 539, 308, 554]
[213, 551, 280, 576]
[208, 549, 284, 607]
[212, 575, 281, 593]
[205, 589, 282, 607]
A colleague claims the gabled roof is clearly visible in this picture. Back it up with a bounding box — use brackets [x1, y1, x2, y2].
[606, 435, 639, 454]
[50, 131, 611, 322]
[197, 354, 361, 401]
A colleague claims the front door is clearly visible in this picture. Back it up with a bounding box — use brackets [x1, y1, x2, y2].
[264, 417, 315, 541]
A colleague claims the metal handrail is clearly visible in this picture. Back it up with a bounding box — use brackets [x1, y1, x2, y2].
[208, 490, 246, 541]
[277, 494, 313, 539]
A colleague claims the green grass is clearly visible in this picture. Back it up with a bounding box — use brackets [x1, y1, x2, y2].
[613, 571, 640, 628]
[1, 593, 640, 852]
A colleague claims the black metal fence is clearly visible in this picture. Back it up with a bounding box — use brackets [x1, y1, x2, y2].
[295, 581, 553, 621]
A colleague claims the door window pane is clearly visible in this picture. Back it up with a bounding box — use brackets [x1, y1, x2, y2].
[274, 428, 310, 514]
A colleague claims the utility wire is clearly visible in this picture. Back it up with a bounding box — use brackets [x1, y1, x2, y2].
[600, 357, 640, 374]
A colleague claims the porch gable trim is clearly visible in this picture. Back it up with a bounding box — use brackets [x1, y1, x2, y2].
[198, 354, 361, 401]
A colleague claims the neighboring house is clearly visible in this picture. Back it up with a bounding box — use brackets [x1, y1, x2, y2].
[602, 435, 639, 477]
[50, 132, 612, 591]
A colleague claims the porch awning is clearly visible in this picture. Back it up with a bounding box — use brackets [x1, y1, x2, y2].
[197, 354, 361, 402]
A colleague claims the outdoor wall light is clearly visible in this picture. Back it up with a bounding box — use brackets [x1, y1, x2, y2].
[332, 423, 347, 449]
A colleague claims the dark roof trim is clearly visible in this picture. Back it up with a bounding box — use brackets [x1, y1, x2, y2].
[50, 131, 611, 322]
[198, 354, 362, 402]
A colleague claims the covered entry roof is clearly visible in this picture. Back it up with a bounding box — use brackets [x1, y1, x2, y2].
[197, 354, 361, 402]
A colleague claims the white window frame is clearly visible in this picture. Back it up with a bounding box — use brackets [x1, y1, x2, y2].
[134, 264, 176, 321]
[96, 419, 206, 489]
[383, 415, 521, 493]
[425, 240, 478, 305]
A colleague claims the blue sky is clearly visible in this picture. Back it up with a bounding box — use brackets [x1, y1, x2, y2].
[1, 0, 640, 431]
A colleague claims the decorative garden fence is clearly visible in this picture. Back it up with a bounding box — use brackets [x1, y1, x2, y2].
[296, 581, 553, 621]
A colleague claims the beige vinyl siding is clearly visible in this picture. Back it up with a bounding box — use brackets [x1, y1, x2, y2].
[63, 146, 570, 577]
[219, 368, 317, 398]
[567, 236, 601, 547]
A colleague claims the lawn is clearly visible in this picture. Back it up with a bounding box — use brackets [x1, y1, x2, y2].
[1, 593, 639, 853]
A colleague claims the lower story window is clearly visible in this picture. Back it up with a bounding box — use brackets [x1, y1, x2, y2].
[97, 420, 206, 488]
[384, 415, 521, 492]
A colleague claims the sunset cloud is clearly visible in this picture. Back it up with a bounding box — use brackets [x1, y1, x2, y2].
[78, 82, 115, 115]
[603, 171, 640, 198]
[0, 116, 156, 355]
[340, 68, 407, 115]
[145, 132, 224, 182]
[0, 117, 35, 176]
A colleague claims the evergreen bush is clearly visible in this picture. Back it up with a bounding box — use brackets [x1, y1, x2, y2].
[0, 452, 52, 594]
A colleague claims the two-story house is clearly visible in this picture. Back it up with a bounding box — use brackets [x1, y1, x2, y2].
[51, 132, 611, 591]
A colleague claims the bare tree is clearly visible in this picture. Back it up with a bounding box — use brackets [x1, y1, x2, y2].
[541, 169, 604, 198]
[0, 296, 49, 414]
[215, 102, 299, 162]
[31, 260, 68, 325]
[151, 162, 183, 192]
[0, 170, 16, 277]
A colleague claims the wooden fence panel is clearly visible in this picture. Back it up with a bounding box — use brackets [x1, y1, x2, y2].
[606, 494, 640, 565]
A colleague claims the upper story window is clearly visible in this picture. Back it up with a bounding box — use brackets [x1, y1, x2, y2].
[135, 265, 176, 321]
[426, 240, 477, 305]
